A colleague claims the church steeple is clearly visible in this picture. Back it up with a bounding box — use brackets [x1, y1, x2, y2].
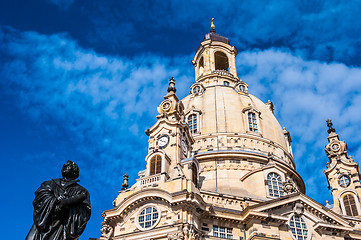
[324, 120, 361, 217]
[144, 77, 194, 179]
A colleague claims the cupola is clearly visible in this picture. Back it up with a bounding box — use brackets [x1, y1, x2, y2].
[192, 18, 239, 86]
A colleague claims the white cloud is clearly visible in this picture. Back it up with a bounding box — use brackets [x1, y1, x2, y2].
[1, 27, 360, 205]
[238, 49, 361, 202]
[0, 27, 193, 191]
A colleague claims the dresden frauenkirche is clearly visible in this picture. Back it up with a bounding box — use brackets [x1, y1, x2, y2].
[96, 22, 361, 240]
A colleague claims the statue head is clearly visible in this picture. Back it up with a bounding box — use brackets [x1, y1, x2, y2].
[62, 160, 80, 180]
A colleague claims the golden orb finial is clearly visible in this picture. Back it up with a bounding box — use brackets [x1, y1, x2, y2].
[210, 18, 215, 32]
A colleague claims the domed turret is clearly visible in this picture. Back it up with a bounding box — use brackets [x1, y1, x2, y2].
[192, 19, 238, 82]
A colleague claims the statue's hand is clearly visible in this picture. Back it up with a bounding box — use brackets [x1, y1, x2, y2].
[57, 194, 66, 201]
[54, 200, 69, 214]
[60, 193, 87, 206]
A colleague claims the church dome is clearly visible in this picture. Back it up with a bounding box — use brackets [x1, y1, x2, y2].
[181, 82, 294, 168]
[182, 86, 288, 151]
[180, 25, 303, 198]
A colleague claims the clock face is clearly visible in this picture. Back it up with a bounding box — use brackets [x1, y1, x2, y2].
[157, 135, 169, 148]
[181, 140, 187, 154]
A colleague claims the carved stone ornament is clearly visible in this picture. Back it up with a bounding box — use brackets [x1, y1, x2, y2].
[283, 177, 297, 194]
[183, 225, 200, 240]
[168, 230, 185, 240]
[157, 100, 174, 115]
[325, 140, 347, 158]
[293, 203, 304, 215]
[100, 224, 113, 240]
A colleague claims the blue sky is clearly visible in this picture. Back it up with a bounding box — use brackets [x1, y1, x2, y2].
[1, 0, 361, 239]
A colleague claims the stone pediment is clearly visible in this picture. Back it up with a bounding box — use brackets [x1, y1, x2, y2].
[241, 192, 353, 232]
[102, 187, 207, 226]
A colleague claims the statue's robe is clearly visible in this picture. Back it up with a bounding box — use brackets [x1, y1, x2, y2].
[26, 179, 91, 240]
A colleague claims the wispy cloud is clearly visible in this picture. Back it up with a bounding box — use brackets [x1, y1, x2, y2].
[1, 25, 360, 209]
[0, 26, 193, 190]
[238, 49, 361, 198]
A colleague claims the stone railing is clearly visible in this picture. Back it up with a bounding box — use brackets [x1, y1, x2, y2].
[192, 134, 294, 167]
[137, 174, 162, 187]
[212, 70, 234, 77]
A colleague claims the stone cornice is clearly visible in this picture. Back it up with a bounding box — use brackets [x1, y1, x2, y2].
[103, 188, 208, 226]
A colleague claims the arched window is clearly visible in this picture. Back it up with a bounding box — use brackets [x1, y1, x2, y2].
[248, 112, 258, 132]
[215, 51, 229, 71]
[223, 81, 229, 86]
[150, 155, 162, 175]
[188, 114, 197, 134]
[343, 194, 358, 216]
[192, 164, 198, 188]
[240, 85, 246, 92]
[289, 215, 308, 240]
[267, 173, 284, 197]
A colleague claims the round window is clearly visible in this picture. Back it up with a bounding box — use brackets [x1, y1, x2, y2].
[289, 215, 308, 240]
[331, 143, 340, 151]
[192, 86, 201, 94]
[137, 206, 160, 230]
[339, 175, 351, 188]
[240, 85, 246, 92]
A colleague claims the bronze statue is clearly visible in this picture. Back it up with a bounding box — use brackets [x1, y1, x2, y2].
[26, 160, 91, 240]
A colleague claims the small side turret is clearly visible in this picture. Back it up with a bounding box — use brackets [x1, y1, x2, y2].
[156, 77, 184, 121]
[324, 120, 361, 217]
[143, 77, 195, 183]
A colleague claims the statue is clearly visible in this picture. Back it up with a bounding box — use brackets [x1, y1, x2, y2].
[26, 160, 91, 240]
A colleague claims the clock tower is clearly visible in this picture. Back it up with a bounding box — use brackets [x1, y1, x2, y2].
[99, 78, 201, 240]
[324, 120, 361, 217]
[143, 77, 195, 181]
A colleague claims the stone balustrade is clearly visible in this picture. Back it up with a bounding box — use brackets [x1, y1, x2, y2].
[137, 174, 162, 187]
[193, 134, 294, 167]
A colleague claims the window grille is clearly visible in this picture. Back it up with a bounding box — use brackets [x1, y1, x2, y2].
[267, 173, 284, 197]
[193, 86, 201, 94]
[213, 225, 233, 239]
[150, 155, 162, 175]
[343, 194, 358, 216]
[248, 112, 258, 132]
[289, 215, 308, 240]
[188, 114, 197, 134]
[339, 175, 350, 187]
[138, 206, 159, 229]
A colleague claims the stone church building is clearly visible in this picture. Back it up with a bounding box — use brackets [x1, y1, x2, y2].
[97, 24, 361, 240]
